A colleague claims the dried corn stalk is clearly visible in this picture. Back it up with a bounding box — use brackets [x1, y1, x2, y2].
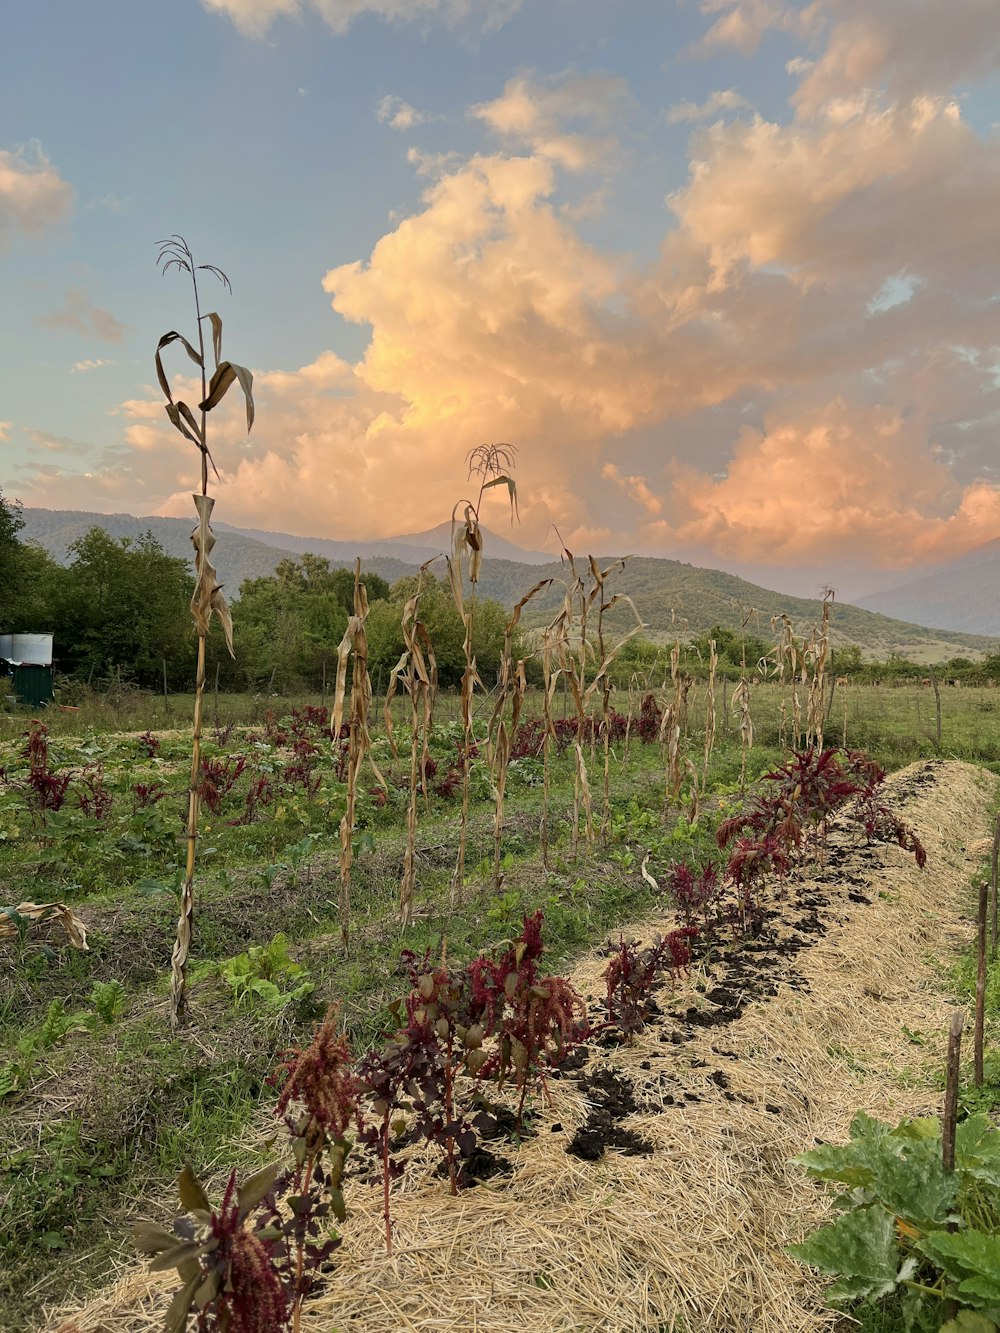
[487, 579, 550, 889]
[156, 237, 251, 1030]
[702, 638, 717, 793]
[446, 444, 517, 906]
[332, 561, 385, 950]
[806, 588, 834, 750]
[732, 678, 754, 793]
[386, 562, 439, 925]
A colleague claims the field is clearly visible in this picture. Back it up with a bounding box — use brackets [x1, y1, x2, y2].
[2, 679, 1000, 1332]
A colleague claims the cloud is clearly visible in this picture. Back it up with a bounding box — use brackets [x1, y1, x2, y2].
[23, 14, 1000, 581]
[200, 0, 521, 38]
[693, 1, 1000, 112]
[71, 357, 114, 374]
[669, 96, 1000, 290]
[0, 142, 74, 252]
[666, 89, 752, 123]
[25, 428, 91, 456]
[0, 422, 11, 443]
[662, 399, 1000, 567]
[472, 70, 632, 170]
[376, 95, 429, 131]
[791, 0, 1000, 115]
[38, 288, 130, 343]
[692, 0, 805, 55]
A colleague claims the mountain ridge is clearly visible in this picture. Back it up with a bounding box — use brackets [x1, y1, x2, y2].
[16, 507, 997, 660]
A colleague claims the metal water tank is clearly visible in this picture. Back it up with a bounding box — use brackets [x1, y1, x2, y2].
[10, 634, 54, 666]
[0, 634, 12, 661]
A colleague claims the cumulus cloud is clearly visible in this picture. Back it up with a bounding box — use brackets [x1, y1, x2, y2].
[670, 95, 1000, 290]
[201, 0, 520, 38]
[38, 288, 130, 343]
[666, 88, 751, 123]
[693, 0, 806, 55]
[0, 142, 74, 252]
[791, 0, 1000, 115]
[28, 10, 1000, 580]
[376, 95, 429, 131]
[663, 400, 1000, 567]
[71, 357, 114, 374]
[694, 1, 1000, 112]
[472, 70, 632, 171]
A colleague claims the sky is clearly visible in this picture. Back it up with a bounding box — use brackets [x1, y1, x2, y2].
[2, 0, 1000, 599]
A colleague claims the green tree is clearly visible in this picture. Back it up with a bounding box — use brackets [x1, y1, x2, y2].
[51, 528, 194, 685]
[366, 576, 509, 689]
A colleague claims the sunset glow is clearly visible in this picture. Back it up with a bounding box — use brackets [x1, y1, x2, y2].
[3, 0, 999, 594]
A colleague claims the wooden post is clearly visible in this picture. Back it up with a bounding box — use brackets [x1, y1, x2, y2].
[976, 876, 988, 1086]
[162, 658, 170, 718]
[943, 1009, 965, 1173]
[930, 666, 942, 750]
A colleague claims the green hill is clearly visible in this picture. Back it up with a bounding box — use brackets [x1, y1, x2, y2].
[471, 555, 998, 660]
[18, 509, 996, 661]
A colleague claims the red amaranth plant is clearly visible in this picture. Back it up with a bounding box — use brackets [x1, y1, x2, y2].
[197, 753, 248, 815]
[138, 1008, 359, 1332]
[77, 763, 113, 820]
[466, 911, 588, 1128]
[231, 773, 274, 825]
[20, 721, 72, 817]
[664, 925, 699, 982]
[665, 860, 721, 926]
[137, 729, 161, 758]
[133, 781, 166, 809]
[605, 936, 668, 1037]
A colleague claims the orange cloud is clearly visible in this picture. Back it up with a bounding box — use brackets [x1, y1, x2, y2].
[20, 7, 1000, 581]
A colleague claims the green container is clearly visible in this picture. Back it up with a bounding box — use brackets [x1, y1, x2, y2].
[12, 664, 54, 708]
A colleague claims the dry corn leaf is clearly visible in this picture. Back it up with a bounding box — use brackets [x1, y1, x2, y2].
[190, 493, 234, 657]
[0, 901, 88, 950]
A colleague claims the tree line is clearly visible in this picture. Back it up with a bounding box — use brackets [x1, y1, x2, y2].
[0, 490, 511, 693]
[4, 488, 999, 697]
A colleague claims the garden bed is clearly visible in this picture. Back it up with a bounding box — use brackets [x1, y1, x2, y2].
[46, 759, 994, 1333]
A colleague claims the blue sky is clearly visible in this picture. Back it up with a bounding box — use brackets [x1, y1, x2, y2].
[2, 0, 999, 594]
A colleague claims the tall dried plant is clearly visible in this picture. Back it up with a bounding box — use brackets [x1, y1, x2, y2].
[806, 588, 834, 749]
[446, 445, 517, 906]
[702, 638, 718, 794]
[155, 236, 253, 1029]
[332, 561, 384, 951]
[385, 562, 438, 926]
[487, 580, 550, 890]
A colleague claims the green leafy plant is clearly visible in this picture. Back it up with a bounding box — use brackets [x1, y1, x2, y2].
[89, 978, 127, 1025]
[218, 933, 315, 1012]
[789, 1111, 1000, 1329]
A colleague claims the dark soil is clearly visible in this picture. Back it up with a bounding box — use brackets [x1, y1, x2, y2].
[557, 762, 941, 1162]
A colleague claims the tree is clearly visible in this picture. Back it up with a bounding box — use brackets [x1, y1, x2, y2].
[366, 576, 509, 689]
[50, 528, 194, 685]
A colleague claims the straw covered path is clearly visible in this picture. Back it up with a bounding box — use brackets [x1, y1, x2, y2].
[48, 759, 996, 1333]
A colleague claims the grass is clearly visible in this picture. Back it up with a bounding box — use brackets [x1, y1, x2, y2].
[0, 684, 996, 1328]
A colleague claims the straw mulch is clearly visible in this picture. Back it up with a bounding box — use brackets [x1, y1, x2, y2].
[47, 759, 995, 1333]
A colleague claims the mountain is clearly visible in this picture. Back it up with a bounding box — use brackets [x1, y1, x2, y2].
[213, 517, 551, 569]
[17, 508, 997, 660]
[469, 555, 998, 659]
[856, 541, 1000, 636]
